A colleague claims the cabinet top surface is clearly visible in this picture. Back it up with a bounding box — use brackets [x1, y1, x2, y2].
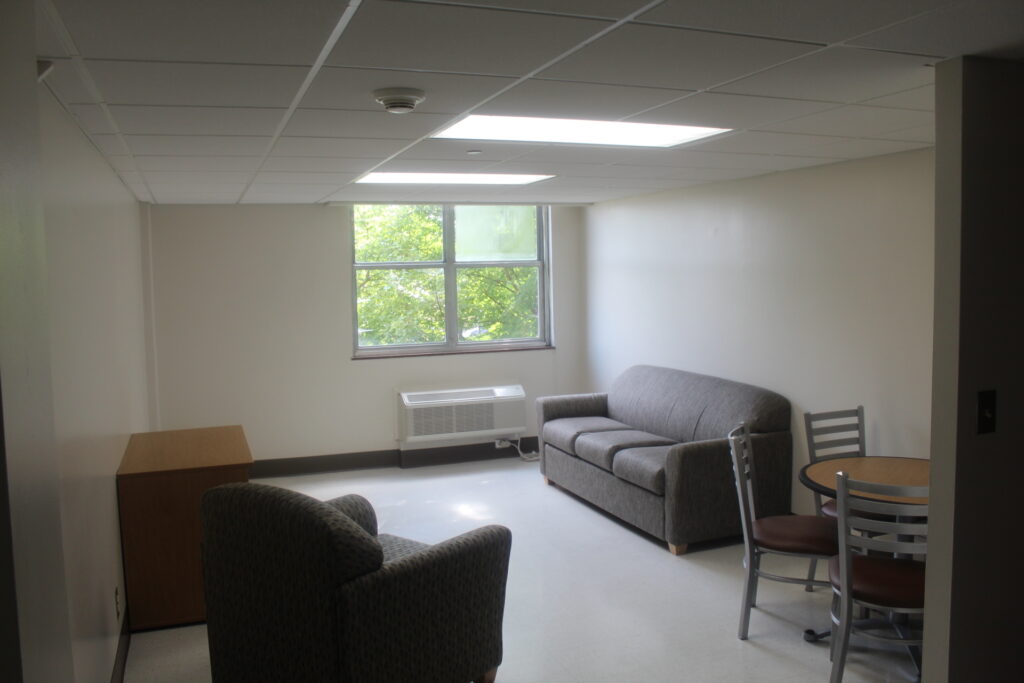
[118, 425, 252, 475]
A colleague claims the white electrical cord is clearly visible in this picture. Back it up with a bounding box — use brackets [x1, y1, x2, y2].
[512, 437, 539, 462]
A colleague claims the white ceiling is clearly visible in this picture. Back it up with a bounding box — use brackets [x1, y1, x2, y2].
[35, 0, 1024, 205]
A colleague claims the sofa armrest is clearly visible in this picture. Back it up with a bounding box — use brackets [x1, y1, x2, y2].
[663, 431, 792, 547]
[337, 525, 512, 681]
[536, 392, 608, 429]
[325, 494, 378, 536]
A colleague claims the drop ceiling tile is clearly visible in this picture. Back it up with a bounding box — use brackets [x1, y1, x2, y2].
[107, 156, 137, 171]
[717, 47, 935, 103]
[125, 135, 271, 156]
[117, 171, 144, 184]
[861, 84, 934, 110]
[51, 0, 346, 64]
[607, 147, 840, 171]
[272, 137, 411, 158]
[394, 139, 540, 162]
[241, 184, 342, 203]
[283, 109, 454, 139]
[376, 159, 497, 173]
[877, 124, 935, 143]
[325, 186, 426, 203]
[252, 172, 359, 185]
[849, 0, 1024, 61]
[134, 156, 264, 172]
[476, 80, 691, 119]
[537, 175, 693, 189]
[399, 0, 652, 19]
[761, 105, 934, 137]
[90, 134, 130, 155]
[689, 130, 851, 156]
[43, 60, 94, 104]
[538, 24, 817, 90]
[147, 183, 248, 204]
[326, 2, 609, 76]
[598, 165, 763, 182]
[67, 104, 117, 134]
[86, 62, 307, 107]
[628, 92, 837, 129]
[142, 171, 254, 185]
[638, 0, 950, 44]
[302, 67, 514, 113]
[485, 161, 613, 176]
[508, 145, 645, 165]
[109, 106, 284, 136]
[262, 156, 380, 173]
[795, 138, 932, 159]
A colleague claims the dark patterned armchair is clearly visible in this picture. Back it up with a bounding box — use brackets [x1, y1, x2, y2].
[201, 482, 512, 683]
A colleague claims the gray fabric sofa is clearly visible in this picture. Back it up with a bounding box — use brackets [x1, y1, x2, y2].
[201, 483, 511, 683]
[537, 365, 792, 554]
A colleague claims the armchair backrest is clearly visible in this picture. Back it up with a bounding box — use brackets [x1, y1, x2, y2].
[202, 483, 384, 682]
[608, 365, 791, 442]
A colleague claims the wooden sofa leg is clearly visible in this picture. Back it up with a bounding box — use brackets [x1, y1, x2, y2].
[543, 476, 552, 485]
[474, 667, 498, 683]
[668, 543, 688, 555]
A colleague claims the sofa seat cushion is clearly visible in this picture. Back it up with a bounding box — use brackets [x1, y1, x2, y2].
[542, 416, 631, 454]
[612, 445, 674, 495]
[575, 430, 676, 472]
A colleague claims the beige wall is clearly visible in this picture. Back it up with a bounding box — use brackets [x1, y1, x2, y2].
[583, 149, 935, 513]
[40, 89, 150, 682]
[147, 204, 587, 459]
[1, 0, 75, 679]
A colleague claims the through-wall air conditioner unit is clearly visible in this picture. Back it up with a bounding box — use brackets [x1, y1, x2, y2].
[398, 384, 526, 450]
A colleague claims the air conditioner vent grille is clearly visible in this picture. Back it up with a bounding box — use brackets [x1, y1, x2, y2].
[398, 384, 525, 449]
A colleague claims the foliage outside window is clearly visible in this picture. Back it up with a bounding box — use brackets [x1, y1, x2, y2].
[353, 204, 550, 356]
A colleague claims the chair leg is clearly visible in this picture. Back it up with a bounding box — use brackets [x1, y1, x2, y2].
[830, 596, 854, 683]
[749, 553, 761, 607]
[805, 558, 818, 591]
[473, 668, 498, 683]
[738, 551, 758, 640]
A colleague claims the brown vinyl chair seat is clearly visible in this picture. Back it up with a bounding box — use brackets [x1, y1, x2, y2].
[753, 515, 839, 556]
[828, 555, 925, 609]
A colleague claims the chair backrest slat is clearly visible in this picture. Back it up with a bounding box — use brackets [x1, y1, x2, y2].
[728, 424, 758, 553]
[836, 473, 929, 559]
[804, 405, 866, 465]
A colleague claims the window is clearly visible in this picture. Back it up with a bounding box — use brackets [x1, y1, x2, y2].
[352, 204, 550, 357]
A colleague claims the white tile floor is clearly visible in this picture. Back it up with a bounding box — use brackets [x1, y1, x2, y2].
[124, 458, 919, 682]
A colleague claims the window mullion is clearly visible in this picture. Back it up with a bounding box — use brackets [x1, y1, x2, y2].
[442, 205, 458, 349]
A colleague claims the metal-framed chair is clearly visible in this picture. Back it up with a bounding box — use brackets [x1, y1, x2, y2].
[803, 406, 866, 592]
[728, 424, 838, 640]
[804, 406, 866, 519]
[829, 472, 928, 683]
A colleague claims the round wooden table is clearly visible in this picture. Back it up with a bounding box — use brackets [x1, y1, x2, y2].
[799, 456, 929, 504]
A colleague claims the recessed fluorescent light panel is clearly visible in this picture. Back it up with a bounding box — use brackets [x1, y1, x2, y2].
[432, 115, 730, 147]
[356, 172, 552, 185]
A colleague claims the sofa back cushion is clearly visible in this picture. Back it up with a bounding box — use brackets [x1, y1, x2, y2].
[607, 365, 790, 442]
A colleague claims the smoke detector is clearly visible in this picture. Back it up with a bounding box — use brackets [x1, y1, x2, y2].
[373, 87, 426, 114]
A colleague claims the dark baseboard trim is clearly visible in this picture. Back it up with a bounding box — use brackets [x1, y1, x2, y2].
[400, 437, 539, 468]
[110, 614, 130, 683]
[250, 438, 539, 478]
[251, 450, 400, 478]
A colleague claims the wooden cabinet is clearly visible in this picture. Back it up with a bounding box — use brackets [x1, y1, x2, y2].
[117, 425, 252, 631]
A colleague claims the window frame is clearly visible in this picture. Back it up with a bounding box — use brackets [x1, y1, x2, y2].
[351, 204, 552, 359]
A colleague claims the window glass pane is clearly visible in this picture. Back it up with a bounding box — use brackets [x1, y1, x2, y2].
[356, 268, 445, 346]
[457, 266, 539, 341]
[354, 204, 442, 263]
[454, 205, 537, 262]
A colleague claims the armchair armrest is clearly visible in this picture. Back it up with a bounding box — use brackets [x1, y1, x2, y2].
[336, 525, 512, 682]
[536, 392, 608, 427]
[325, 493, 378, 536]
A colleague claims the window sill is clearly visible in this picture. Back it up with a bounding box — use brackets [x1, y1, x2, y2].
[352, 344, 555, 360]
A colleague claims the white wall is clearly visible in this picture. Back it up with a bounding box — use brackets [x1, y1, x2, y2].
[39, 89, 150, 682]
[583, 150, 935, 513]
[147, 204, 587, 460]
[1, 1, 76, 680]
